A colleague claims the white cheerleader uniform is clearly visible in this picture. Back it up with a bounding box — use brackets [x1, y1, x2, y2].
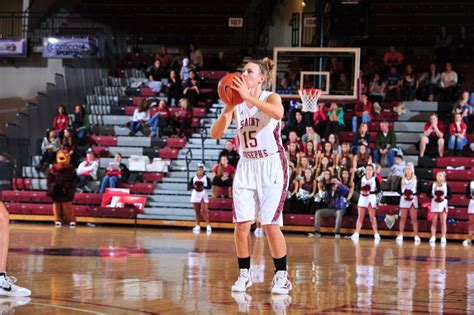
[430, 183, 448, 213]
[190, 175, 210, 204]
[232, 91, 287, 226]
[357, 175, 378, 208]
[468, 181, 474, 214]
[399, 178, 418, 209]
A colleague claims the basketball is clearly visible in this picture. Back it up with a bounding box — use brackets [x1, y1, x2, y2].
[218, 73, 244, 106]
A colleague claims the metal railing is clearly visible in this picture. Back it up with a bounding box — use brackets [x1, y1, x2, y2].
[185, 148, 193, 190]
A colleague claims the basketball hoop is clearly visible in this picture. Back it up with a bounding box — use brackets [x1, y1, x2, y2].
[298, 88, 322, 112]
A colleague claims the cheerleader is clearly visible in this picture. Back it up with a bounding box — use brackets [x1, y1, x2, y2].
[189, 165, 212, 234]
[429, 171, 451, 246]
[463, 180, 474, 247]
[351, 164, 381, 242]
[396, 162, 420, 244]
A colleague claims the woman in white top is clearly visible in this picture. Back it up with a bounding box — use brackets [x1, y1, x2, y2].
[429, 171, 451, 246]
[463, 180, 474, 247]
[397, 162, 420, 244]
[351, 164, 381, 242]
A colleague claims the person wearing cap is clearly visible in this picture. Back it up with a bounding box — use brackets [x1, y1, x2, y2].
[373, 121, 398, 167]
[76, 150, 99, 192]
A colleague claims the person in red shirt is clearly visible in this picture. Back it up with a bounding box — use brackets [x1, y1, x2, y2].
[53, 105, 69, 139]
[170, 98, 192, 137]
[352, 95, 373, 133]
[383, 46, 403, 72]
[284, 131, 304, 152]
[448, 113, 468, 156]
[145, 100, 170, 138]
[211, 155, 235, 197]
[419, 113, 446, 157]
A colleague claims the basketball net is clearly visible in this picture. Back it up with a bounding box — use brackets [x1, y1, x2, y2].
[298, 88, 322, 113]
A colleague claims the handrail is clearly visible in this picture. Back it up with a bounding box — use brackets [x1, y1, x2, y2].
[199, 120, 208, 164]
[185, 148, 193, 189]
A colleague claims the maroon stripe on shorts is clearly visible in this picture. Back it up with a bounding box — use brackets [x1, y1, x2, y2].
[272, 121, 288, 223]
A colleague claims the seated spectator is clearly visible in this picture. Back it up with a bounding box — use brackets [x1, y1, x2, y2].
[301, 126, 321, 149]
[171, 48, 186, 71]
[334, 73, 351, 94]
[318, 142, 336, 170]
[99, 153, 130, 194]
[310, 177, 350, 238]
[453, 92, 470, 127]
[351, 123, 370, 154]
[180, 58, 192, 81]
[166, 70, 183, 106]
[36, 129, 60, 173]
[385, 154, 406, 191]
[61, 128, 79, 167]
[53, 105, 69, 139]
[454, 25, 470, 61]
[402, 64, 417, 101]
[170, 98, 192, 137]
[373, 121, 398, 167]
[69, 105, 89, 144]
[336, 142, 353, 169]
[76, 150, 99, 192]
[285, 131, 304, 152]
[324, 103, 344, 139]
[327, 133, 341, 156]
[368, 73, 385, 104]
[352, 144, 372, 185]
[302, 140, 317, 167]
[295, 156, 311, 178]
[218, 140, 240, 168]
[384, 66, 402, 101]
[339, 168, 356, 202]
[156, 47, 174, 69]
[145, 59, 165, 93]
[440, 63, 458, 102]
[383, 46, 403, 73]
[417, 63, 441, 101]
[434, 25, 453, 64]
[315, 156, 334, 178]
[189, 42, 204, 71]
[284, 163, 299, 213]
[289, 110, 306, 138]
[126, 100, 150, 136]
[286, 142, 301, 168]
[352, 95, 373, 133]
[211, 155, 235, 197]
[145, 100, 170, 138]
[448, 113, 468, 156]
[312, 102, 329, 136]
[419, 113, 445, 157]
[297, 168, 317, 213]
[183, 70, 201, 108]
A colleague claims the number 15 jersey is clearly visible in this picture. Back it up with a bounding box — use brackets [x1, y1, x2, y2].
[234, 91, 283, 160]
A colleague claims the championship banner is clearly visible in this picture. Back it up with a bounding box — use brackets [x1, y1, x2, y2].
[42, 37, 99, 59]
[0, 38, 27, 58]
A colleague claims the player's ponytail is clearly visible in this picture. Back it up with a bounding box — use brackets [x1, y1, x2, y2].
[251, 57, 275, 90]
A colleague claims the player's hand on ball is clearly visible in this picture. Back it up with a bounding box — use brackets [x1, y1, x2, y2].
[231, 76, 251, 101]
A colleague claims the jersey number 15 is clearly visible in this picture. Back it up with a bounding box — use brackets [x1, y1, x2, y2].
[242, 130, 257, 148]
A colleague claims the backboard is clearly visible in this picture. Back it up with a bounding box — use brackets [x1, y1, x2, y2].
[273, 47, 361, 102]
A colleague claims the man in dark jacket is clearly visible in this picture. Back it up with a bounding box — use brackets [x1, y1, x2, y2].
[373, 121, 398, 166]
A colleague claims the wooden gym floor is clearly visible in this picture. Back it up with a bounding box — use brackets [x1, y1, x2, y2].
[3, 223, 473, 314]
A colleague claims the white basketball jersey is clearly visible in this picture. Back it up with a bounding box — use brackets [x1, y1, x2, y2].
[234, 91, 283, 159]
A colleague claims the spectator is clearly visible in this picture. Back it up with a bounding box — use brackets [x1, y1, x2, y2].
[170, 98, 192, 137]
[440, 63, 458, 102]
[157, 47, 174, 69]
[210, 51, 226, 70]
[285, 163, 299, 213]
[352, 95, 373, 133]
[402, 64, 417, 101]
[318, 142, 336, 170]
[385, 154, 406, 191]
[36, 129, 60, 173]
[334, 73, 351, 94]
[171, 48, 186, 71]
[336, 142, 353, 170]
[302, 140, 317, 167]
[69, 105, 89, 144]
[76, 150, 99, 192]
[301, 126, 321, 148]
[419, 113, 445, 157]
[126, 100, 150, 136]
[286, 142, 301, 168]
[312, 102, 329, 136]
[339, 168, 356, 202]
[98, 153, 130, 194]
[454, 25, 470, 61]
[285, 131, 304, 152]
[218, 140, 240, 168]
[289, 110, 306, 138]
[428, 171, 451, 246]
[352, 144, 372, 185]
[362, 56, 380, 82]
[309, 177, 349, 238]
[297, 168, 317, 214]
[295, 156, 311, 179]
[368, 73, 385, 104]
[315, 156, 334, 178]
[434, 25, 453, 63]
[417, 63, 441, 101]
[351, 123, 371, 155]
[189, 42, 203, 71]
[211, 155, 235, 197]
[384, 66, 403, 101]
[373, 121, 398, 166]
[327, 133, 341, 156]
[324, 103, 344, 139]
[53, 105, 69, 139]
[183, 69, 201, 108]
[145, 59, 165, 93]
[61, 128, 79, 167]
[383, 46, 403, 72]
[180, 58, 192, 81]
[448, 113, 468, 156]
[145, 100, 170, 138]
[166, 69, 183, 106]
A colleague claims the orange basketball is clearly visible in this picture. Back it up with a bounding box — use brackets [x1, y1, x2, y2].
[218, 73, 244, 106]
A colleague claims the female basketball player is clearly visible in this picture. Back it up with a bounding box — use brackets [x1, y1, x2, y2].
[210, 58, 292, 295]
[0, 202, 31, 296]
[351, 164, 381, 242]
[429, 171, 451, 246]
[396, 162, 421, 244]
